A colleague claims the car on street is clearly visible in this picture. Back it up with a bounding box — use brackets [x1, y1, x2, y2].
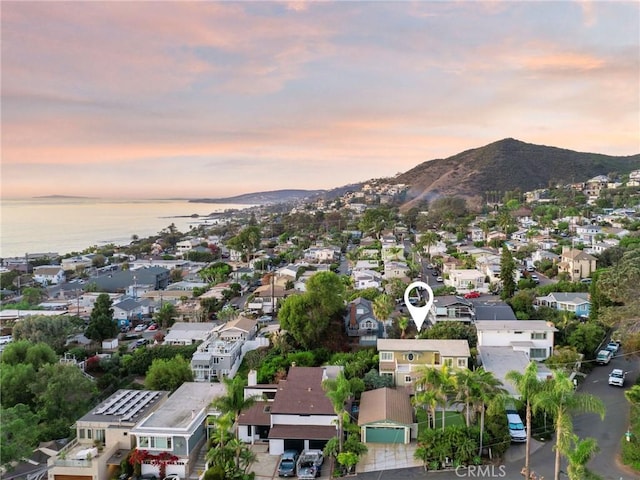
[147, 324, 158, 331]
[608, 368, 626, 387]
[134, 324, 146, 332]
[464, 291, 481, 299]
[277, 450, 299, 477]
[436, 276, 443, 282]
[605, 341, 620, 354]
[530, 274, 540, 284]
[596, 349, 613, 365]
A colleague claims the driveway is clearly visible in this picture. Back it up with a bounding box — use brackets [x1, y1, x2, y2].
[249, 445, 333, 480]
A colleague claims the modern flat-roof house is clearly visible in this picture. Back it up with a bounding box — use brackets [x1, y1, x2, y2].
[475, 320, 558, 361]
[376, 339, 470, 390]
[191, 338, 243, 382]
[267, 367, 338, 455]
[163, 322, 215, 346]
[129, 382, 226, 479]
[48, 389, 170, 480]
[478, 348, 553, 398]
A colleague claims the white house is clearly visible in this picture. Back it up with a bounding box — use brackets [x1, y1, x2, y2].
[352, 269, 382, 290]
[475, 320, 558, 360]
[33, 266, 66, 285]
[446, 269, 486, 292]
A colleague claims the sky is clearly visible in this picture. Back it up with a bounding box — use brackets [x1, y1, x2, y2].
[1, 1, 639, 200]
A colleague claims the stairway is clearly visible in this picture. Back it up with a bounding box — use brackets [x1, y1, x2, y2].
[188, 445, 208, 480]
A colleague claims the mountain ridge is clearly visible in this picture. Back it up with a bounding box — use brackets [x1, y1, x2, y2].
[193, 139, 640, 208]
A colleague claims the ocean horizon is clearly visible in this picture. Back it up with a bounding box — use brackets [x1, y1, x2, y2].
[0, 197, 253, 259]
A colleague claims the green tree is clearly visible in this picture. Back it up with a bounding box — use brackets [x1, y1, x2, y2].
[144, 356, 194, 392]
[414, 366, 455, 430]
[372, 294, 394, 326]
[533, 371, 606, 480]
[306, 271, 345, 318]
[323, 372, 352, 453]
[0, 404, 40, 465]
[31, 363, 98, 439]
[1, 340, 57, 370]
[85, 293, 118, 342]
[564, 435, 601, 480]
[567, 322, 606, 357]
[226, 225, 261, 263]
[500, 247, 517, 300]
[506, 362, 546, 479]
[0, 363, 37, 408]
[22, 286, 44, 305]
[12, 315, 82, 353]
[198, 262, 232, 284]
[417, 231, 439, 258]
[212, 376, 259, 438]
[154, 302, 178, 329]
[470, 368, 507, 456]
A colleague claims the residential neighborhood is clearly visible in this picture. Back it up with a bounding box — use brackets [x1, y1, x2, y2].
[2, 173, 640, 480]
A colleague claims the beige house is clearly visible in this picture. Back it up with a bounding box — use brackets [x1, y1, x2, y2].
[48, 390, 170, 480]
[557, 247, 597, 281]
[376, 339, 470, 390]
[358, 387, 415, 444]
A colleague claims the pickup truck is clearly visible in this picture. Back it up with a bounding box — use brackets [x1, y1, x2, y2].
[296, 450, 324, 479]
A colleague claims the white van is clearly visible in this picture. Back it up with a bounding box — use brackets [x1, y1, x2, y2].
[507, 410, 527, 442]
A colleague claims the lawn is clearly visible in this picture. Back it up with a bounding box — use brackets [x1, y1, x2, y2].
[417, 408, 466, 435]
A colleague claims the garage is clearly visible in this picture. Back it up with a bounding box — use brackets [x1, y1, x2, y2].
[358, 388, 414, 445]
[363, 426, 407, 444]
[284, 438, 304, 452]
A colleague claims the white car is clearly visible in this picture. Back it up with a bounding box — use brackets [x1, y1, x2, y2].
[436, 276, 443, 282]
[609, 369, 626, 387]
[134, 324, 146, 332]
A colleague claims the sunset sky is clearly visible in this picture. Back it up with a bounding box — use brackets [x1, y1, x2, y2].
[2, 1, 639, 199]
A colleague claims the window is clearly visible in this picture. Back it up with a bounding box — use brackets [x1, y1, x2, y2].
[531, 332, 547, 340]
[79, 429, 85, 439]
[380, 352, 393, 361]
[139, 436, 172, 450]
[404, 375, 412, 383]
[139, 437, 150, 448]
[406, 353, 415, 361]
[363, 320, 373, 329]
[95, 429, 105, 442]
[514, 331, 523, 335]
[530, 348, 547, 359]
[457, 358, 467, 368]
[444, 358, 453, 367]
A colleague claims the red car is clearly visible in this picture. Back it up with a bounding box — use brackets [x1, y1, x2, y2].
[147, 324, 158, 331]
[464, 291, 481, 299]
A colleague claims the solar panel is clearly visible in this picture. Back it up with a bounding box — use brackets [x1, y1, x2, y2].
[120, 391, 160, 421]
[94, 390, 128, 415]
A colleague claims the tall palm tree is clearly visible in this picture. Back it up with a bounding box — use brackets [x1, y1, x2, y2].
[506, 362, 546, 480]
[397, 316, 409, 339]
[533, 370, 605, 480]
[212, 375, 259, 438]
[372, 294, 394, 327]
[470, 368, 508, 457]
[415, 366, 454, 430]
[413, 388, 438, 429]
[322, 372, 352, 453]
[453, 369, 476, 427]
[418, 231, 439, 258]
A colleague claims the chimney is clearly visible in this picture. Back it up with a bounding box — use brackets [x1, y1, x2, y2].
[191, 410, 195, 419]
[248, 369, 257, 387]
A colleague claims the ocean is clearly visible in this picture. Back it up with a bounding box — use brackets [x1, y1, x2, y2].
[0, 198, 253, 259]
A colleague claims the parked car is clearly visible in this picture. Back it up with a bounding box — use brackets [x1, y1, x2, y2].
[506, 410, 526, 443]
[596, 349, 613, 365]
[605, 341, 620, 354]
[530, 274, 540, 284]
[278, 450, 299, 477]
[147, 324, 158, 331]
[464, 291, 480, 299]
[134, 324, 146, 332]
[436, 276, 444, 282]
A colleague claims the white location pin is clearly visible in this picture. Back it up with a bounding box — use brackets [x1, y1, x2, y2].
[403, 281, 434, 331]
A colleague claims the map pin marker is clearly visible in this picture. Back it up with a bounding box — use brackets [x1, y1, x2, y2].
[403, 281, 434, 331]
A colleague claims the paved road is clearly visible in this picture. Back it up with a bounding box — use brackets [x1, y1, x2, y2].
[356, 353, 640, 480]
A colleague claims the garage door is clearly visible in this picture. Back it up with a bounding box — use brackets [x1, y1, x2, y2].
[365, 427, 405, 444]
[284, 439, 304, 452]
[309, 439, 327, 450]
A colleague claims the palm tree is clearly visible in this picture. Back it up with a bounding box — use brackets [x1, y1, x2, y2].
[413, 388, 438, 429]
[322, 372, 352, 453]
[564, 434, 599, 480]
[372, 294, 394, 328]
[418, 231, 439, 258]
[212, 376, 259, 438]
[470, 368, 508, 457]
[415, 366, 454, 430]
[506, 362, 546, 480]
[397, 316, 409, 339]
[453, 369, 476, 427]
[533, 370, 606, 480]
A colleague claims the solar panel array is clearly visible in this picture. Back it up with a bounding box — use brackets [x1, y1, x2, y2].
[93, 390, 160, 420]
